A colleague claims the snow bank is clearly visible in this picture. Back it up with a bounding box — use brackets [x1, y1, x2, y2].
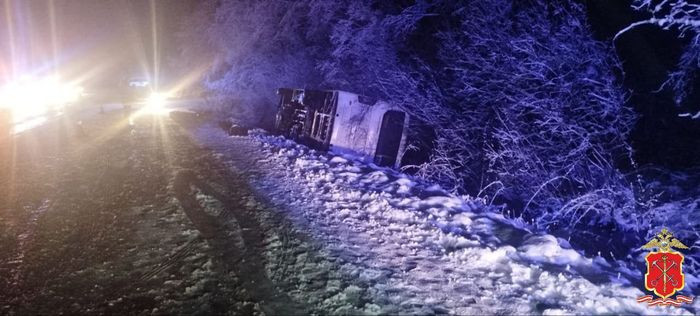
[196, 127, 696, 315]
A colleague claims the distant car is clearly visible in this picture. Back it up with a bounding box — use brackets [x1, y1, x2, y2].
[123, 78, 151, 109]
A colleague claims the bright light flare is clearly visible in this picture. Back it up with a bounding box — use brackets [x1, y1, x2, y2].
[143, 92, 169, 115]
[0, 76, 84, 123]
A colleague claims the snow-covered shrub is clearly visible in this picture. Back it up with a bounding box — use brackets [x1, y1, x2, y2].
[628, 167, 700, 274]
[177, 0, 326, 128]
[419, 0, 640, 257]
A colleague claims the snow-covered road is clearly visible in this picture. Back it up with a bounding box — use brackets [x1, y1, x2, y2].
[194, 125, 698, 315]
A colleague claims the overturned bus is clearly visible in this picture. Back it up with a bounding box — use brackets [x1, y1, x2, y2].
[274, 88, 409, 168]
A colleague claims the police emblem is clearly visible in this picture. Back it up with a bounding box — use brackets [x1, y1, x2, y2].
[637, 228, 694, 307]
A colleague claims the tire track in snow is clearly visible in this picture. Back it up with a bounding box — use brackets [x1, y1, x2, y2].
[138, 239, 200, 281]
[172, 169, 306, 315]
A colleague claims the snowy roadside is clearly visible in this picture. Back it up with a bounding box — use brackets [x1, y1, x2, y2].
[194, 125, 697, 315]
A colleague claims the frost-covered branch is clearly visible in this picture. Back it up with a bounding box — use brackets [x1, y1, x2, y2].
[618, 0, 700, 110]
[616, 0, 700, 40]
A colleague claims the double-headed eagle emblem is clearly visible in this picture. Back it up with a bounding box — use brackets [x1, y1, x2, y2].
[641, 228, 688, 252]
[637, 228, 694, 307]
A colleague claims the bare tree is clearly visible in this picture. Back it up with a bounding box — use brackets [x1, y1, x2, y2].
[616, 0, 700, 118]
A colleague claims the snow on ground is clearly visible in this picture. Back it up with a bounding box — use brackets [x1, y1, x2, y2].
[195, 126, 697, 315]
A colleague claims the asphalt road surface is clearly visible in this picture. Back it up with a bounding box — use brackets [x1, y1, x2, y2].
[0, 109, 305, 315]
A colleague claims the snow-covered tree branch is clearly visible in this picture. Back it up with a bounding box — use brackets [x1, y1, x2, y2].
[615, 0, 700, 41]
[617, 0, 700, 118]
